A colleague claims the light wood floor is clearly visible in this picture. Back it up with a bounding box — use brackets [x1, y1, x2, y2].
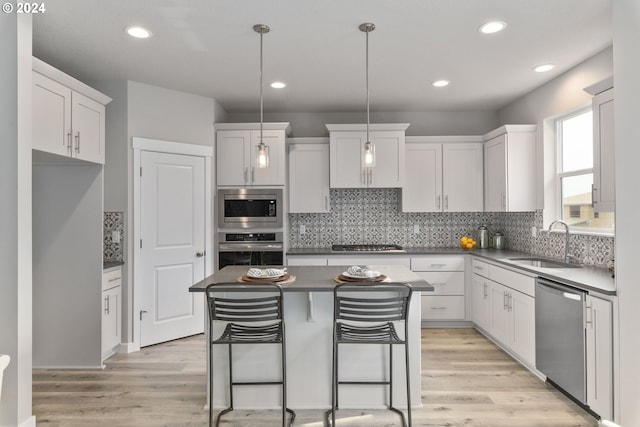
[33, 328, 598, 426]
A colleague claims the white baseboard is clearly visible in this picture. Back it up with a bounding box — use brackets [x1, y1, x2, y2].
[0, 414, 37, 427]
[118, 342, 139, 353]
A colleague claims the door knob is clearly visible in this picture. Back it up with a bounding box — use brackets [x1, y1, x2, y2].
[196, 251, 205, 257]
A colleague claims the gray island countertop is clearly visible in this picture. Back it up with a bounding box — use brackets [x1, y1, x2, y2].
[189, 264, 435, 293]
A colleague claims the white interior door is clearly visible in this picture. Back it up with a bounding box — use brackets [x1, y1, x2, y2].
[140, 151, 206, 346]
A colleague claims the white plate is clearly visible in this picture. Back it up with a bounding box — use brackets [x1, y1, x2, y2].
[341, 271, 381, 279]
[246, 268, 286, 279]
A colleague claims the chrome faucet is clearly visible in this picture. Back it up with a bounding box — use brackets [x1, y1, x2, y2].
[548, 220, 574, 263]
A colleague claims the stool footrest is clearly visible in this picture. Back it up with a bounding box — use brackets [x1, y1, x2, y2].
[338, 380, 390, 385]
[231, 380, 283, 386]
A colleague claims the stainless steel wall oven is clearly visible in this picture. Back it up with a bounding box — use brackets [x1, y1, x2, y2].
[217, 232, 284, 269]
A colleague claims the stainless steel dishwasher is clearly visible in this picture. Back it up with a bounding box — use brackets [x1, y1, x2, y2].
[535, 277, 587, 404]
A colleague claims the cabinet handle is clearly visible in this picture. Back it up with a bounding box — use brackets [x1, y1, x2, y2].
[75, 131, 81, 153]
[107, 277, 120, 283]
[444, 195, 449, 211]
[503, 292, 508, 310]
[67, 131, 72, 155]
[431, 282, 447, 287]
[251, 167, 255, 183]
[436, 195, 441, 210]
[585, 303, 593, 328]
[508, 293, 513, 312]
[473, 265, 483, 271]
[591, 184, 597, 208]
[429, 263, 447, 268]
[244, 167, 248, 184]
[104, 295, 110, 314]
[430, 306, 448, 310]
[483, 283, 488, 298]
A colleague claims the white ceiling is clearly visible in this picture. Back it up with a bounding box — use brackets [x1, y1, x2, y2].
[32, 0, 612, 114]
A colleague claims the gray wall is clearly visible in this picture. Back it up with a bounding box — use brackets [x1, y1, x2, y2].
[228, 110, 499, 137]
[0, 14, 34, 427]
[612, 1, 640, 424]
[497, 46, 614, 211]
[96, 80, 225, 344]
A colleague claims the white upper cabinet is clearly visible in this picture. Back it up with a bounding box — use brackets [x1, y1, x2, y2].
[483, 125, 536, 212]
[216, 123, 290, 187]
[32, 58, 111, 164]
[288, 139, 330, 213]
[327, 124, 408, 188]
[401, 137, 483, 212]
[585, 78, 615, 213]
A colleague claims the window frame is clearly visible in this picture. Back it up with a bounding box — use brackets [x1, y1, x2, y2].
[552, 107, 614, 236]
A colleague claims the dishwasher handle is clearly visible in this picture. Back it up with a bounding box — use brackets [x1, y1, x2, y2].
[536, 279, 585, 302]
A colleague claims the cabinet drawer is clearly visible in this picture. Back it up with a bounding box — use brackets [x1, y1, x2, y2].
[421, 295, 465, 320]
[411, 256, 464, 271]
[488, 265, 535, 297]
[103, 267, 122, 291]
[471, 259, 489, 277]
[415, 271, 464, 295]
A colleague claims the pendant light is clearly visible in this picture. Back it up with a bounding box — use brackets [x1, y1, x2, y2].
[360, 22, 376, 168]
[254, 24, 270, 169]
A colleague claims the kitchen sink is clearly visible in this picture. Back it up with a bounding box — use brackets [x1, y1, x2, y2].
[506, 257, 581, 269]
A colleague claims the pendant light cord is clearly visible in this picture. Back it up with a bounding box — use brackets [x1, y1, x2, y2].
[260, 27, 264, 145]
[366, 28, 370, 144]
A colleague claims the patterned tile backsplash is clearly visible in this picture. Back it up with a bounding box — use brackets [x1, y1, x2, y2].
[288, 188, 614, 268]
[104, 212, 125, 262]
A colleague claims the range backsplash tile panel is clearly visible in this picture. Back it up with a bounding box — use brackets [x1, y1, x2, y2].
[288, 188, 614, 267]
[104, 212, 124, 262]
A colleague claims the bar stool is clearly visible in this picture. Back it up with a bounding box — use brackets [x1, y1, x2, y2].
[205, 282, 296, 427]
[326, 282, 413, 427]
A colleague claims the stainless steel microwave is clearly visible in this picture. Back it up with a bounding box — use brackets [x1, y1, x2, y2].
[218, 188, 283, 229]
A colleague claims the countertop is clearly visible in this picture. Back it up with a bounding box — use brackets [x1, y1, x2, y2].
[287, 247, 616, 296]
[189, 264, 434, 293]
[103, 260, 125, 269]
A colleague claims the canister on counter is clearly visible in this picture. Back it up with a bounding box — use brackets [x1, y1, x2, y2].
[492, 232, 506, 249]
[477, 225, 489, 248]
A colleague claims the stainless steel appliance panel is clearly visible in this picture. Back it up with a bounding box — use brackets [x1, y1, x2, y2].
[217, 232, 284, 269]
[218, 188, 283, 229]
[535, 278, 587, 404]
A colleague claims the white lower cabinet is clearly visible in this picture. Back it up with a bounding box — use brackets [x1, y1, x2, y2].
[472, 259, 536, 367]
[472, 273, 491, 331]
[102, 266, 122, 360]
[412, 256, 466, 322]
[586, 294, 613, 420]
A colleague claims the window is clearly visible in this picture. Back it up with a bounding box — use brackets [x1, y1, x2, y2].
[556, 109, 614, 232]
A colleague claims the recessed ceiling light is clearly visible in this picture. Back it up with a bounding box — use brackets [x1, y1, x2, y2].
[533, 63, 556, 73]
[478, 21, 507, 34]
[270, 82, 286, 89]
[126, 26, 152, 39]
[433, 80, 450, 87]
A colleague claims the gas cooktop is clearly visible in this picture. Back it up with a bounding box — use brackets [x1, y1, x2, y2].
[331, 244, 405, 252]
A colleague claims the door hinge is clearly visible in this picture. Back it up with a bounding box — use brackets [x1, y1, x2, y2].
[140, 310, 148, 321]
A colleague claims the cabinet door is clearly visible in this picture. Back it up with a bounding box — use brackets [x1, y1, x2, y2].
[402, 143, 442, 212]
[472, 274, 491, 331]
[217, 130, 251, 186]
[510, 289, 536, 366]
[250, 130, 286, 186]
[484, 135, 507, 212]
[489, 281, 511, 345]
[289, 143, 330, 213]
[586, 295, 613, 420]
[102, 287, 120, 358]
[370, 131, 405, 188]
[71, 91, 105, 164]
[443, 143, 484, 212]
[330, 132, 365, 188]
[32, 72, 72, 157]
[593, 88, 615, 212]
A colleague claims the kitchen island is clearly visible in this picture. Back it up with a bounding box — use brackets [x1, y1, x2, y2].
[189, 265, 433, 410]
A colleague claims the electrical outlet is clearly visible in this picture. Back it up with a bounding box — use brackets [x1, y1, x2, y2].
[413, 224, 420, 234]
[531, 226, 537, 238]
[112, 230, 121, 243]
[299, 224, 306, 234]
